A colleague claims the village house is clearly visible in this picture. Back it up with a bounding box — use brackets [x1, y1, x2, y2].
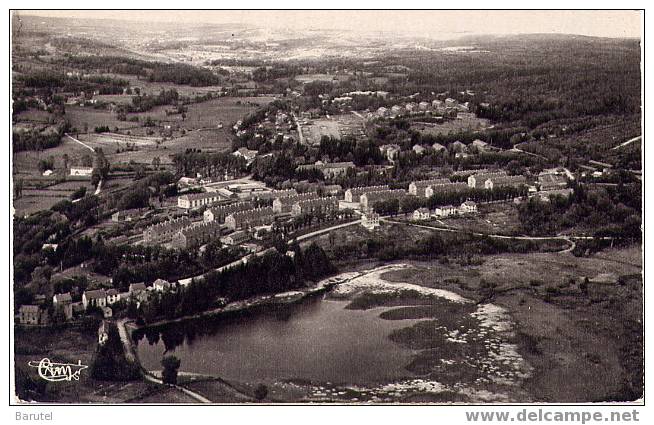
[111, 208, 144, 222]
[273, 192, 319, 213]
[101, 306, 113, 319]
[468, 171, 508, 189]
[129, 282, 147, 295]
[413, 208, 431, 220]
[379, 144, 401, 162]
[106, 289, 120, 305]
[459, 200, 478, 214]
[425, 182, 469, 197]
[98, 321, 110, 345]
[178, 176, 198, 187]
[171, 220, 224, 249]
[471, 139, 490, 152]
[296, 161, 354, 179]
[53, 293, 73, 321]
[42, 243, 58, 252]
[204, 201, 254, 223]
[82, 289, 107, 310]
[538, 188, 574, 202]
[450, 141, 468, 153]
[361, 210, 380, 230]
[391, 105, 403, 115]
[409, 178, 451, 197]
[485, 175, 528, 190]
[127, 283, 148, 304]
[412, 144, 427, 155]
[435, 205, 458, 217]
[18, 305, 42, 325]
[225, 207, 276, 230]
[344, 185, 390, 202]
[220, 230, 251, 246]
[432, 143, 447, 153]
[291, 197, 339, 217]
[153, 279, 172, 292]
[254, 189, 298, 201]
[320, 162, 355, 179]
[323, 184, 342, 196]
[232, 147, 258, 165]
[360, 189, 407, 210]
[143, 217, 192, 244]
[70, 166, 93, 177]
[177, 192, 222, 209]
[538, 172, 568, 191]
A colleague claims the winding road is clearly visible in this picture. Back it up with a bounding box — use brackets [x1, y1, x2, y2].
[381, 218, 616, 253]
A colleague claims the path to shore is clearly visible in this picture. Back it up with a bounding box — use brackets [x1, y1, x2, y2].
[116, 318, 213, 403]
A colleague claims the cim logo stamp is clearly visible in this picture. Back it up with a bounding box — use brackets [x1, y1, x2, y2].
[27, 358, 88, 382]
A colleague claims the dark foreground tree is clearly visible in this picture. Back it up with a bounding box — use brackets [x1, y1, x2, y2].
[161, 355, 181, 385]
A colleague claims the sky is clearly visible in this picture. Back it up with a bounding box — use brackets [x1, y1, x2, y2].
[19, 10, 642, 39]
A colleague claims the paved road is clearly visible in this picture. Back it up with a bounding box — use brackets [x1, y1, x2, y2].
[510, 145, 548, 160]
[383, 218, 614, 249]
[178, 220, 361, 285]
[116, 318, 136, 363]
[292, 219, 361, 243]
[291, 112, 305, 144]
[611, 135, 641, 151]
[116, 319, 212, 403]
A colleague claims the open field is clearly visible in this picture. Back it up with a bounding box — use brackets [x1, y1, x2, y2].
[14, 108, 53, 124]
[93, 94, 136, 105]
[181, 96, 276, 129]
[107, 73, 225, 98]
[294, 73, 337, 84]
[301, 118, 341, 144]
[411, 203, 522, 236]
[165, 128, 233, 152]
[13, 136, 92, 181]
[412, 113, 491, 136]
[65, 105, 137, 133]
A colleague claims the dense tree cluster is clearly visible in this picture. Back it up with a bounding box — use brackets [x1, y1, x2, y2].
[18, 71, 128, 95]
[57, 55, 224, 87]
[124, 89, 180, 113]
[372, 185, 528, 216]
[172, 150, 247, 178]
[12, 120, 70, 152]
[518, 182, 641, 240]
[132, 244, 334, 323]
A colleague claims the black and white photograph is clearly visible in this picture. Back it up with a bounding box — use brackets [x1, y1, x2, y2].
[7, 7, 645, 413]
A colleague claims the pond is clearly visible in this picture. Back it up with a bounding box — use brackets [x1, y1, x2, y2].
[135, 264, 532, 402]
[136, 295, 420, 384]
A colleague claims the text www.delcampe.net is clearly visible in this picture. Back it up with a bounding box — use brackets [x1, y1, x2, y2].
[465, 409, 640, 423]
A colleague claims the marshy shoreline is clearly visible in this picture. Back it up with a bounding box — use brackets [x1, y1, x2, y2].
[125, 247, 642, 403]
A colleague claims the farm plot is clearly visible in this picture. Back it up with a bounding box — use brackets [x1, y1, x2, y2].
[181, 96, 276, 130]
[65, 105, 136, 133]
[301, 118, 341, 145]
[413, 113, 491, 136]
[165, 128, 233, 152]
[107, 73, 225, 98]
